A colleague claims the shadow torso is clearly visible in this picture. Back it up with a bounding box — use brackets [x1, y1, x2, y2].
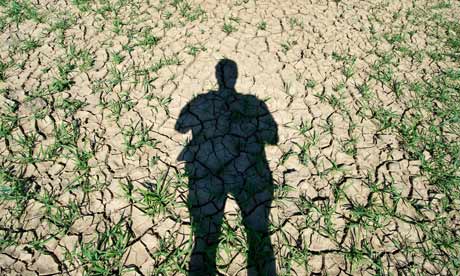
[176, 90, 277, 188]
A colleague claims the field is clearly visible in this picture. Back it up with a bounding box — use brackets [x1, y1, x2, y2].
[0, 0, 459, 275]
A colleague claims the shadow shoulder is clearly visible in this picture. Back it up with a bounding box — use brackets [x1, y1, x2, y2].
[239, 93, 266, 101]
[192, 90, 219, 101]
[182, 90, 219, 107]
[238, 93, 270, 108]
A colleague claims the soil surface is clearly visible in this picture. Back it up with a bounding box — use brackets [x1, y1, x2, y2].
[1, 0, 459, 275]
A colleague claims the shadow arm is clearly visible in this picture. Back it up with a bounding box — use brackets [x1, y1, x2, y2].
[175, 103, 192, 134]
[259, 101, 278, 145]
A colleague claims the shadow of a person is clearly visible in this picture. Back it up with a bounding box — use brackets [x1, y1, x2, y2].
[175, 59, 278, 276]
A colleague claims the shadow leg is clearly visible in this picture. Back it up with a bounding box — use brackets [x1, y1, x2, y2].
[188, 178, 226, 276]
[235, 185, 276, 276]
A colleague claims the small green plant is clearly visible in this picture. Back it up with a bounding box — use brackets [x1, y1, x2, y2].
[0, 60, 9, 81]
[2, 0, 42, 25]
[431, 1, 452, 9]
[163, 20, 174, 29]
[77, 49, 94, 72]
[70, 0, 91, 12]
[19, 37, 41, 53]
[112, 17, 124, 35]
[72, 218, 132, 275]
[257, 20, 267, 30]
[186, 44, 206, 56]
[178, 2, 206, 22]
[45, 200, 80, 232]
[106, 66, 127, 88]
[55, 97, 88, 117]
[289, 17, 303, 29]
[297, 118, 313, 136]
[103, 91, 135, 121]
[49, 61, 76, 92]
[134, 173, 176, 216]
[222, 22, 237, 34]
[121, 121, 160, 156]
[0, 167, 35, 217]
[111, 51, 125, 64]
[342, 65, 354, 79]
[281, 40, 297, 54]
[137, 28, 160, 48]
[305, 79, 317, 89]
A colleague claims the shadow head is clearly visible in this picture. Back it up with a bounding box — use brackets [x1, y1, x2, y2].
[215, 59, 238, 90]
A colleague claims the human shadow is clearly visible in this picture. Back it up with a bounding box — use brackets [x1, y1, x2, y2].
[175, 59, 278, 276]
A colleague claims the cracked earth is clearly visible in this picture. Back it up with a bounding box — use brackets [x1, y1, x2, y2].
[0, 0, 459, 275]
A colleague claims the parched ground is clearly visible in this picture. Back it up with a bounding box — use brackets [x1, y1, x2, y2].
[0, 0, 459, 275]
